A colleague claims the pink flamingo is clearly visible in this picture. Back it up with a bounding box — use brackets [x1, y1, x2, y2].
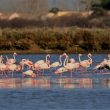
[107, 54, 110, 67]
[0, 55, 3, 63]
[6, 52, 17, 64]
[54, 67, 67, 75]
[50, 54, 64, 72]
[22, 70, 36, 78]
[78, 53, 92, 72]
[37, 55, 50, 75]
[0, 63, 8, 77]
[94, 59, 110, 71]
[63, 54, 80, 78]
[34, 54, 50, 74]
[20, 59, 33, 70]
[7, 63, 22, 78]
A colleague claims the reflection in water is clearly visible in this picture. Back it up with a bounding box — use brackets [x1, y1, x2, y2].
[0, 77, 110, 89]
[101, 78, 110, 88]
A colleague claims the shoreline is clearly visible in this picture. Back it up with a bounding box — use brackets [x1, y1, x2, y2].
[0, 50, 110, 54]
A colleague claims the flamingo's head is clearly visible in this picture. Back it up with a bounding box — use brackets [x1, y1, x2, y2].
[62, 53, 67, 57]
[88, 53, 92, 57]
[47, 54, 50, 58]
[108, 54, 110, 58]
[79, 54, 82, 56]
[14, 52, 17, 56]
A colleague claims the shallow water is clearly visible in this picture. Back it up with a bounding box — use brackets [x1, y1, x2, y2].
[0, 54, 110, 110]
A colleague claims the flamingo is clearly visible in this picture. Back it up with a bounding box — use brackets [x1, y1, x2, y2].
[0, 63, 8, 77]
[50, 54, 64, 72]
[107, 54, 110, 68]
[6, 52, 17, 64]
[94, 59, 110, 71]
[7, 63, 22, 78]
[0, 55, 4, 63]
[63, 54, 80, 78]
[54, 67, 68, 76]
[22, 70, 36, 78]
[78, 53, 92, 72]
[38, 55, 50, 75]
[34, 54, 50, 74]
[20, 59, 33, 70]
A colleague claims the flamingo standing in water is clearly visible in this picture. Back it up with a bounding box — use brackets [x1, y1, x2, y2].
[94, 57, 110, 71]
[34, 54, 50, 74]
[7, 63, 22, 78]
[6, 52, 17, 64]
[107, 54, 110, 68]
[0, 56, 8, 77]
[78, 53, 92, 72]
[54, 67, 67, 76]
[50, 54, 64, 72]
[63, 54, 80, 78]
[0, 55, 4, 63]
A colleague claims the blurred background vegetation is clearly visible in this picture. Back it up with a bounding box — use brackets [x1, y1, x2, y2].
[0, 28, 109, 53]
[0, 0, 109, 53]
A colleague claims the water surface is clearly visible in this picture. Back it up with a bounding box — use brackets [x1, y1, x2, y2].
[0, 54, 110, 110]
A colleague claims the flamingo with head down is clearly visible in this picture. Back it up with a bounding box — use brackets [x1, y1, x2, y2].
[22, 70, 36, 78]
[20, 59, 33, 70]
[94, 56, 110, 71]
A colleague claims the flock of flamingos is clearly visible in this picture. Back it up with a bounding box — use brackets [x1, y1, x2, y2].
[0, 53, 110, 78]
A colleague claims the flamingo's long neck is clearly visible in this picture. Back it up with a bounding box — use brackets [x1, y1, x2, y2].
[46, 54, 50, 67]
[0, 56, 3, 64]
[88, 54, 92, 63]
[13, 54, 16, 60]
[6, 56, 8, 60]
[59, 56, 63, 66]
[78, 55, 81, 62]
[63, 56, 68, 67]
[46, 55, 50, 62]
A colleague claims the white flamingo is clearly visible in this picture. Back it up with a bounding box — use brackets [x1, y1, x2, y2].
[0, 55, 4, 63]
[20, 59, 33, 70]
[7, 63, 22, 78]
[94, 58, 110, 71]
[50, 54, 64, 72]
[34, 54, 50, 73]
[22, 70, 36, 78]
[38, 55, 50, 75]
[0, 62, 7, 77]
[78, 53, 92, 71]
[107, 54, 110, 68]
[63, 54, 80, 78]
[54, 67, 68, 76]
[6, 52, 17, 64]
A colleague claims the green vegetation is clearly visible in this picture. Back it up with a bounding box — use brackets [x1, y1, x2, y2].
[0, 28, 110, 53]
